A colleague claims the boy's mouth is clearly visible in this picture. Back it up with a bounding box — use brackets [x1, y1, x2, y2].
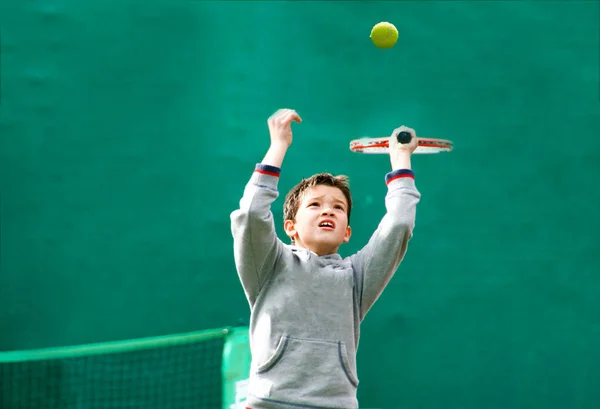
[318, 219, 336, 230]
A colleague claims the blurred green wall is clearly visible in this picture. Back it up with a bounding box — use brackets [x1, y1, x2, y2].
[1, 0, 598, 408]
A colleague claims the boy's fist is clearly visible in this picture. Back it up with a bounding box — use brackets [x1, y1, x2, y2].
[390, 126, 418, 153]
[389, 126, 418, 169]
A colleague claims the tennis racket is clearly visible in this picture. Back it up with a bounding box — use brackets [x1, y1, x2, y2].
[350, 131, 453, 154]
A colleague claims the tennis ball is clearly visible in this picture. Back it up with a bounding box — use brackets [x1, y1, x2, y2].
[370, 22, 398, 49]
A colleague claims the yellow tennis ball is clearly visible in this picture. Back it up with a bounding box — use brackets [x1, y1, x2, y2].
[370, 22, 398, 49]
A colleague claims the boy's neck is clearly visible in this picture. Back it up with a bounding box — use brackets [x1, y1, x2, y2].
[291, 243, 340, 257]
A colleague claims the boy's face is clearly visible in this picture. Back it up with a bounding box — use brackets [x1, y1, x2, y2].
[284, 184, 352, 256]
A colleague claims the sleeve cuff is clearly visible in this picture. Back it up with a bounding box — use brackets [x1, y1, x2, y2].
[385, 169, 414, 185]
[254, 163, 281, 178]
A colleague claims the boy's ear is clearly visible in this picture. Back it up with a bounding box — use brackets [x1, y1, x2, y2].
[343, 226, 352, 243]
[284, 220, 296, 239]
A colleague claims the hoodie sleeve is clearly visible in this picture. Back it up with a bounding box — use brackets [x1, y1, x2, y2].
[350, 169, 421, 320]
[230, 164, 285, 306]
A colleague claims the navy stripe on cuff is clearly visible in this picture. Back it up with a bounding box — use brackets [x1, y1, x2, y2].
[255, 163, 281, 177]
[385, 169, 414, 185]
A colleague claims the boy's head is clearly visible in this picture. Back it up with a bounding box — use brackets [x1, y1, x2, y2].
[283, 173, 353, 256]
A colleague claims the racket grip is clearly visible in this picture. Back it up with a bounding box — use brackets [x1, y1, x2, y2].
[397, 131, 412, 144]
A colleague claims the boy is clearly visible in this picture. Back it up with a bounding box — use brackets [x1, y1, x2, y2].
[230, 108, 421, 409]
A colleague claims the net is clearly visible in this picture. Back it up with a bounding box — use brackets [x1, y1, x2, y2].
[0, 327, 249, 409]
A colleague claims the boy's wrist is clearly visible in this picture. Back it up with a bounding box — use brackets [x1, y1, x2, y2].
[270, 140, 290, 150]
[390, 151, 412, 170]
[261, 141, 290, 168]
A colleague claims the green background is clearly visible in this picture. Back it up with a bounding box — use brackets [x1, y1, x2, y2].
[1, 1, 599, 408]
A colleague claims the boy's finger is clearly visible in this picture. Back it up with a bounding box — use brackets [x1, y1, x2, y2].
[282, 111, 302, 125]
[390, 127, 403, 144]
[269, 108, 290, 122]
[389, 134, 398, 149]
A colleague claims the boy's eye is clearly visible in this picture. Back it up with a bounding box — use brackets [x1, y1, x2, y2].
[334, 205, 343, 210]
[309, 202, 319, 207]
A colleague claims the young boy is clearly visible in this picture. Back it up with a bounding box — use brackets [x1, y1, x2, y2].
[230, 108, 421, 409]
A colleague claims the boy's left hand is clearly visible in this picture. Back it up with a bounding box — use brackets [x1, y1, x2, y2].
[389, 126, 418, 170]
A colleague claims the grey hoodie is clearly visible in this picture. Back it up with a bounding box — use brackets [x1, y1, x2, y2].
[230, 163, 421, 409]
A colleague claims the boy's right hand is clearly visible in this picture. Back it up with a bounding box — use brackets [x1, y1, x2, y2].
[267, 108, 302, 148]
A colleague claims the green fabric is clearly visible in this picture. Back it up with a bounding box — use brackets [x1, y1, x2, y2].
[1, 0, 598, 408]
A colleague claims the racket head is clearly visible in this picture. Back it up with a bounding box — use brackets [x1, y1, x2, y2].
[349, 136, 453, 154]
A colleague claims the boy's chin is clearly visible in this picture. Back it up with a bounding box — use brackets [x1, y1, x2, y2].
[307, 239, 347, 254]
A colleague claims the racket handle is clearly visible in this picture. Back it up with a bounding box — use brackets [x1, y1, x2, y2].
[397, 131, 412, 144]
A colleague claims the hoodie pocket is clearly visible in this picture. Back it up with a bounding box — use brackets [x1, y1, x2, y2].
[256, 335, 359, 392]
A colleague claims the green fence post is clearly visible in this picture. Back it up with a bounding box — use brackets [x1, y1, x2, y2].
[221, 327, 251, 409]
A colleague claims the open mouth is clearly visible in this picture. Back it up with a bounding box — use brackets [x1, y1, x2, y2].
[318, 220, 335, 230]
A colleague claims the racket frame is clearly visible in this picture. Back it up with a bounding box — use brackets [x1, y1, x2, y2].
[349, 136, 453, 154]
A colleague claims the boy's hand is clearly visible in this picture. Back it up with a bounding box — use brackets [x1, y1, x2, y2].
[267, 108, 302, 148]
[389, 126, 418, 170]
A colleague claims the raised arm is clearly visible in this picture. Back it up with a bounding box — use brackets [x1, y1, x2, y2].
[350, 126, 421, 320]
[230, 109, 302, 306]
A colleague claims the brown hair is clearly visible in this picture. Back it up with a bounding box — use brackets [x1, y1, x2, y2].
[283, 173, 352, 224]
